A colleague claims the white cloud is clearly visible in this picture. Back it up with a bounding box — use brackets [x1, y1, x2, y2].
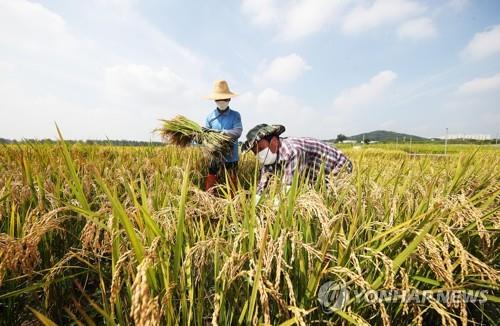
[101, 64, 206, 139]
[236, 89, 336, 138]
[457, 73, 500, 94]
[240, 0, 278, 27]
[0, 0, 77, 54]
[0, 61, 15, 73]
[397, 17, 437, 40]
[254, 54, 311, 83]
[243, 0, 433, 41]
[462, 25, 500, 60]
[342, 0, 425, 33]
[242, 0, 348, 41]
[105, 64, 191, 102]
[0, 79, 105, 140]
[333, 70, 397, 110]
[278, 0, 347, 41]
[96, 0, 138, 10]
[241, 89, 311, 135]
[255, 88, 297, 110]
[0, 0, 214, 141]
[0, 63, 205, 141]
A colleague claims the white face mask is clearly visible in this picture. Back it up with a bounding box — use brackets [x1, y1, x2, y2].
[216, 100, 229, 111]
[258, 147, 277, 165]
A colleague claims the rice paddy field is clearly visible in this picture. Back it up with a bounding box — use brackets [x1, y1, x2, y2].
[0, 139, 499, 325]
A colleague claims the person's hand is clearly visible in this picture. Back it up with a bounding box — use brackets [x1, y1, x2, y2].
[255, 194, 261, 206]
[273, 198, 280, 208]
[202, 127, 222, 133]
[273, 185, 290, 208]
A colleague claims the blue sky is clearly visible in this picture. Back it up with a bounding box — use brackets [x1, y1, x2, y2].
[0, 0, 499, 141]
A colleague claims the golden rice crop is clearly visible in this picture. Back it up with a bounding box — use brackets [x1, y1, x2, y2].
[0, 139, 499, 325]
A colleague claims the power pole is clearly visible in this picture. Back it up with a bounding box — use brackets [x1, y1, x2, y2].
[444, 128, 448, 155]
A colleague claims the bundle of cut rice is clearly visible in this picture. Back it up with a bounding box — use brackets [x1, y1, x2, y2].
[157, 115, 232, 159]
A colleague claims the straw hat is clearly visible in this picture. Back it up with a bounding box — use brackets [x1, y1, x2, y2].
[206, 80, 238, 100]
[241, 124, 286, 152]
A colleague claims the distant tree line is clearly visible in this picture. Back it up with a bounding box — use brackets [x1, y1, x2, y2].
[1, 137, 498, 146]
[330, 134, 498, 145]
[0, 138, 164, 146]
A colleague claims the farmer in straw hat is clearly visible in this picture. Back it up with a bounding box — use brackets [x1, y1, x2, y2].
[242, 124, 353, 201]
[204, 80, 243, 193]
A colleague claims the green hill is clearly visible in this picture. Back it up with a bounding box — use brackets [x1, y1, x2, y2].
[348, 130, 427, 142]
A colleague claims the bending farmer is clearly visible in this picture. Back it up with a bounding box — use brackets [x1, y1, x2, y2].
[241, 124, 352, 198]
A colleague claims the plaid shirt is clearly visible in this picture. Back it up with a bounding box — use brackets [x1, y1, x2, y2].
[257, 137, 352, 194]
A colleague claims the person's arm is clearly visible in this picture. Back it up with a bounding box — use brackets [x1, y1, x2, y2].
[223, 112, 243, 139]
[256, 163, 282, 205]
[332, 150, 348, 175]
[256, 166, 271, 195]
[224, 128, 242, 139]
[282, 151, 298, 186]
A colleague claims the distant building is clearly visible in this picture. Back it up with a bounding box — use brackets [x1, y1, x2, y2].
[342, 140, 357, 144]
[443, 134, 492, 140]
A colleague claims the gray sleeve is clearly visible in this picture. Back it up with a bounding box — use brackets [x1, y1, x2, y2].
[224, 128, 243, 139]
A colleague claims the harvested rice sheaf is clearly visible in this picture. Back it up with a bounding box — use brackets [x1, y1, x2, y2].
[157, 115, 233, 160]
